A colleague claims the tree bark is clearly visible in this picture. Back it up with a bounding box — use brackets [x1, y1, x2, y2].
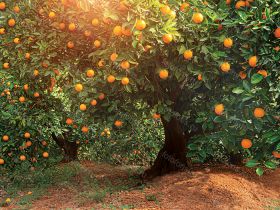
[143, 117, 191, 179]
[51, 133, 79, 162]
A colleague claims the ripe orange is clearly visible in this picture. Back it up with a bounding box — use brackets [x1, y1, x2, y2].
[48, 11, 56, 19]
[0, 28, 5, 34]
[19, 96, 25, 103]
[223, 38, 233, 48]
[8, 19, 16, 27]
[0, 2, 5, 10]
[249, 56, 257, 68]
[20, 155, 26, 161]
[254, 107, 265, 118]
[162, 34, 173, 44]
[82, 126, 89, 133]
[153, 113, 161, 119]
[114, 120, 123, 127]
[66, 118, 74, 125]
[107, 75, 116, 83]
[67, 41, 74, 49]
[257, 70, 268, 78]
[80, 104, 87, 111]
[113, 26, 122, 36]
[14, 38, 20, 44]
[220, 62, 231, 72]
[192, 13, 204, 24]
[75, 84, 83, 92]
[42, 152, 49, 158]
[91, 99, 97, 106]
[121, 77, 129, 85]
[3, 63, 9, 69]
[272, 151, 280, 159]
[91, 18, 99, 26]
[122, 27, 132, 36]
[41, 141, 47, 146]
[235, 1, 246, 9]
[33, 92, 40, 98]
[274, 28, 280, 38]
[25, 141, 32, 147]
[24, 132, 31, 139]
[135, 20, 146, 30]
[0, 159, 4, 165]
[14, 6, 20, 13]
[86, 69, 95, 78]
[198, 74, 203, 81]
[84, 30, 92, 37]
[93, 40, 101, 48]
[33, 69, 39, 76]
[241, 138, 252, 149]
[159, 69, 169, 80]
[226, 0, 231, 5]
[25, 53, 31, 59]
[2, 135, 9, 142]
[59, 23, 66, 30]
[160, 5, 171, 15]
[239, 71, 247, 79]
[183, 50, 193, 60]
[180, 3, 190, 11]
[121, 60, 130, 69]
[68, 23, 76, 31]
[110, 53, 118, 62]
[214, 104, 224, 115]
[98, 93, 105, 100]
[23, 84, 29, 91]
[98, 59, 105, 67]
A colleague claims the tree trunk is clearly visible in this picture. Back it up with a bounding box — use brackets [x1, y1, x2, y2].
[143, 117, 191, 179]
[51, 133, 79, 162]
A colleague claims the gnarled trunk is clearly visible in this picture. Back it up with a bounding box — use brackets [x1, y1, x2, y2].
[143, 117, 191, 179]
[51, 133, 78, 162]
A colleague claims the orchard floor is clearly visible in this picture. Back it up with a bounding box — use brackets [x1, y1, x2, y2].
[2, 161, 280, 210]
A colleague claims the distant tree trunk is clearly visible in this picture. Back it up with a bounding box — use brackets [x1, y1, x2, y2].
[51, 133, 78, 162]
[143, 117, 191, 179]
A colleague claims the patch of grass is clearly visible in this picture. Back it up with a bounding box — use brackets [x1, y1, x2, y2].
[145, 193, 159, 205]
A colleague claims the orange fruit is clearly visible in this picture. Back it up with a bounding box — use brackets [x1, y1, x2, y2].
[25, 141, 32, 147]
[192, 13, 204, 24]
[135, 20, 146, 30]
[0, 2, 5, 10]
[84, 30, 92, 37]
[184, 50, 193, 60]
[159, 69, 169, 80]
[2, 135, 9, 142]
[23, 84, 29, 91]
[107, 75, 116, 83]
[33, 69, 39, 76]
[25, 53, 31, 59]
[226, 0, 231, 4]
[98, 93, 105, 100]
[91, 99, 97, 106]
[59, 23, 66, 30]
[48, 11, 56, 19]
[14, 38, 20, 44]
[274, 28, 280, 38]
[34, 92, 40, 98]
[68, 23, 76, 31]
[3, 63, 9, 69]
[113, 26, 122, 36]
[153, 113, 161, 119]
[241, 138, 252, 149]
[122, 26, 132, 36]
[162, 34, 173, 44]
[235, 1, 246, 9]
[239, 71, 247, 79]
[248, 56, 257, 68]
[0, 159, 4, 165]
[110, 53, 118, 62]
[214, 104, 224, 115]
[254, 107, 265, 118]
[93, 40, 101, 48]
[91, 18, 99, 26]
[114, 120, 123, 127]
[66, 118, 74, 125]
[257, 70, 268, 78]
[160, 5, 171, 15]
[198, 74, 203, 81]
[42, 152, 49, 158]
[86, 69, 95, 78]
[220, 62, 231, 72]
[0, 28, 5, 34]
[223, 38, 233, 48]
[121, 60, 130, 70]
[24, 132, 31, 139]
[20, 155, 26, 161]
[67, 41, 74, 49]
[180, 3, 190, 11]
[42, 141, 47, 146]
[121, 77, 129, 85]
[82, 126, 89, 133]
[14, 6, 20, 13]
[19, 96, 25, 103]
[272, 151, 280, 159]
[8, 19, 16, 27]
[98, 59, 105, 67]
[75, 84, 83, 92]
[80, 104, 87, 111]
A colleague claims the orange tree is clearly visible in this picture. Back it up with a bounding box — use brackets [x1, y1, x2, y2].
[0, 0, 279, 177]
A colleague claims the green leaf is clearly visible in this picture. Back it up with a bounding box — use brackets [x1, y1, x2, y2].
[264, 161, 276, 169]
[256, 167, 264, 176]
[245, 159, 260, 168]
[232, 87, 244, 94]
[251, 74, 263, 85]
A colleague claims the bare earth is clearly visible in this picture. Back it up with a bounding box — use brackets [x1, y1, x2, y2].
[9, 162, 280, 210]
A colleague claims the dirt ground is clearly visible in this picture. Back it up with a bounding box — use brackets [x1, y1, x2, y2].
[20, 161, 280, 210]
